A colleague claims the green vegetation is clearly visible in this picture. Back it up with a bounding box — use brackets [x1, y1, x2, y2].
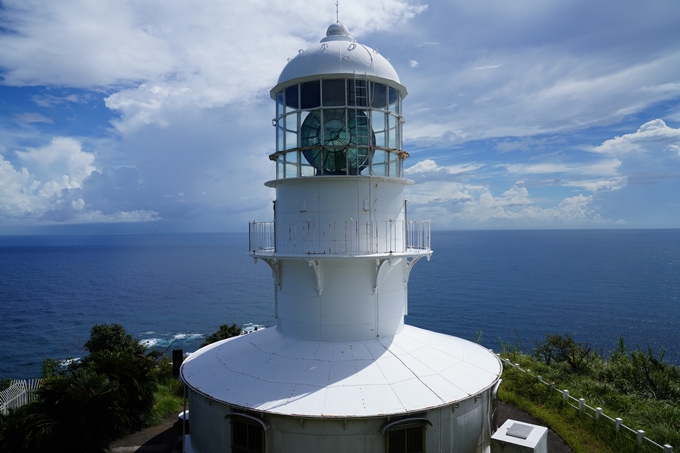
[0, 323, 184, 453]
[201, 322, 241, 347]
[499, 334, 680, 453]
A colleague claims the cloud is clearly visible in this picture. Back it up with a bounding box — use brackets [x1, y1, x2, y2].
[1, 1, 679, 230]
[32, 93, 85, 108]
[0, 137, 165, 226]
[15, 137, 95, 191]
[15, 113, 53, 124]
[591, 119, 680, 156]
[0, 0, 427, 133]
[405, 159, 484, 178]
[501, 159, 621, 177]
[407, 178, 607, 228]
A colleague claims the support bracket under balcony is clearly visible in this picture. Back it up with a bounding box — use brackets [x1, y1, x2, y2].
[373, 258, 401, 295]
[306, 259, 323, 295]
[259, 258, 282, 289]
[404, 255, 429, 284]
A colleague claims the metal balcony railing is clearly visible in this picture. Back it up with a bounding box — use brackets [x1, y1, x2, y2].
[249, 219, 430, 256]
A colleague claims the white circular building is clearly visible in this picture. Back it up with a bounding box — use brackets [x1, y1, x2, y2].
[181, 22, 502, 453]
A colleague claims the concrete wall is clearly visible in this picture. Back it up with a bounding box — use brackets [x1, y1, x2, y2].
[187, 386, 497, 453]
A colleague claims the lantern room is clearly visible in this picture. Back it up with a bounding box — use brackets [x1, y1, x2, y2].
[269, 22, 408, 179]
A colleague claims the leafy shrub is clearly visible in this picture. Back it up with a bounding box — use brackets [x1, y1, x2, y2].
[84, 323, 146, 356]
[201, 323, 242, 347]
[533, 333, 592, 373]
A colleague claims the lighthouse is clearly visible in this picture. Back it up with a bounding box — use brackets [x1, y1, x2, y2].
[181, 22, 502, 453]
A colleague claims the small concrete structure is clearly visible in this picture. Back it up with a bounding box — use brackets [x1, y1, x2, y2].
[491, 419, 548, 453]
[181, 21, 503, 453]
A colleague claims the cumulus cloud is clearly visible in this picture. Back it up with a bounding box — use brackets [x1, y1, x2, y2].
[1, 0, 678, 230]
[591, 119, 680, 155]
[0, 0, 427, 133]
[405, 159, 484, 177]
[0, 137, 162, 226]
[407, 178, 606, 228]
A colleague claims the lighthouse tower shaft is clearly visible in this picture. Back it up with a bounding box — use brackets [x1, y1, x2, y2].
[254, 175, 429, 341]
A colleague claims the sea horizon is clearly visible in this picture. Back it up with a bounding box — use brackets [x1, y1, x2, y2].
[1, 229, 678, 380]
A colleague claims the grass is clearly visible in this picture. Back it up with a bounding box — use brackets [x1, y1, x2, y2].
[147, 374, 184, 426]
[498, 343, 679, 453]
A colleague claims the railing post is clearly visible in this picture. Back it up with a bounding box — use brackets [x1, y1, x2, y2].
[637, 430, 645, 446]
[663, 445, 673, 453]
[578, 398, 585, 413]
[615, 418, 622, 433]
[537, 375, 542, 383]
[595, 407, 602, 421]
[563, 389, 569, 401]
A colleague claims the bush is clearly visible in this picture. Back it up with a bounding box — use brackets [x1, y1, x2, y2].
[0, 369, 127, 453]
[533, 333, 592, 373]
[502, 334, 680, 451]
[84, 323, 146, 356]
[0, 323, 166, 452]
[201, 323, 242, 347]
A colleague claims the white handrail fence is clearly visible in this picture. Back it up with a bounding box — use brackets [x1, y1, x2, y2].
[500, 357, 674, 453]
[0, 379, 43, 415]
[249, 219, 430, 256]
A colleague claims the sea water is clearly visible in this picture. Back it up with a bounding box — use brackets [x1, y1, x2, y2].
[0, 230, 678, 379]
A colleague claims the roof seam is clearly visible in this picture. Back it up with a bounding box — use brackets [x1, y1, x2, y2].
[381, 339, 448, 406]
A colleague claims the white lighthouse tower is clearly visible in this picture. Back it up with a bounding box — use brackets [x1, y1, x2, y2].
[181, 22, 502, 453]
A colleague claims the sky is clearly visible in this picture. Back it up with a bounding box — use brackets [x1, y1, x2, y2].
[0, 0, 679, 234]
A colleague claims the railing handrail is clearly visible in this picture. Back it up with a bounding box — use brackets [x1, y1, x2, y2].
[249, 219, 431, 256]
[0, 379, 43, 415]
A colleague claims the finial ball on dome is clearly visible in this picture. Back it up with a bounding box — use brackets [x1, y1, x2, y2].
[326, 21, 350, 37]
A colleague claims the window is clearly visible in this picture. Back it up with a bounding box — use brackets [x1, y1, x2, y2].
[231, 415, 265, 453]
[381, 417, 431, 453]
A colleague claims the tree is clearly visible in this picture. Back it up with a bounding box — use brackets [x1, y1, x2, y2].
[201, 323, 242, 347]
[533, 333, 592, 373]
[85, 350, 158, 431]
[0, 369, 126, 453]
[84, 323, 145, 356]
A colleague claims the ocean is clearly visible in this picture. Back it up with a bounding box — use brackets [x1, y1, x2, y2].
[1, 230, 678, 380]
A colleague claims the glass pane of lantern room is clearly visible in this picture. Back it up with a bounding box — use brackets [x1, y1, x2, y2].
[322, 79, 345, 106]
[286, 112, 298, 133]
[389, 152, 399, 177]
[285, 130, 297, 150]
[276, 122, 284, 151]
[277, 155, 284, 179]
[372, 150, 386, 176]
[285, 84, 299, 110]
[371, 82, 387, 109]
[300, 80, 321, 109]
[285, 113, 298, 150]
[285, 151, 298, 178]
[388, 114, 398, 148]
[389, 87, 399, 113]
[372, 111, 387, 135]
[276, 92, 284, 117]
[348, 80, 367, 107]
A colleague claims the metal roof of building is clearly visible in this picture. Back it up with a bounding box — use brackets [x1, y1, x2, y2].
[181, 325, 502, 418]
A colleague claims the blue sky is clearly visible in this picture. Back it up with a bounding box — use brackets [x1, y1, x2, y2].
[0, 0, 679, 234]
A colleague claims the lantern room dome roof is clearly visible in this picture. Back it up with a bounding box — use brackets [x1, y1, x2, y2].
[271, 22, 406, 99]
